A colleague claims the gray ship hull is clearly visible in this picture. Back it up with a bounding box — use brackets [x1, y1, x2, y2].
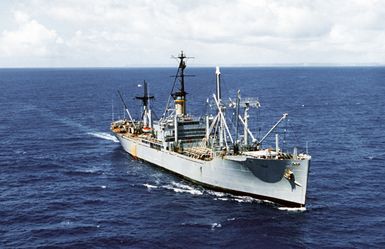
[116, 134, 310, 207]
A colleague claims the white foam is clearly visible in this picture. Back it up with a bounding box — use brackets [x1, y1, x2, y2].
[88, 132, 119, 143]
[213, 193, 268, 204]
[232, 196, 257, 203]
[14, 149, 26, 155]
[211, 223, 222, 230]
[100, 185, 106, 189]
[61, 220, 72, 226]
[162, 182, 203, 195]
[171, 181, 196, 190]
[214, 193, 304, 209]
[214, 197, 230, 201]
[160, 181, 302, 208]
[143, 183, 158, 189]
[84, 168, 99, 173]
[206, 190, 226, 197]
[173, 188, 203, 195]
[278, 206, 306, 212]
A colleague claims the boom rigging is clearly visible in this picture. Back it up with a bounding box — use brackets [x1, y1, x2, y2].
[135, 80, 154, 128]
[117, 90, 136, 128]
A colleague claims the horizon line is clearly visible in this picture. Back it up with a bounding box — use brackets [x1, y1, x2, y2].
[1, 63, 385, 69]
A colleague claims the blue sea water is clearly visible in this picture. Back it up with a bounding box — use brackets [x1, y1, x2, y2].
[1, 67, 385, 248]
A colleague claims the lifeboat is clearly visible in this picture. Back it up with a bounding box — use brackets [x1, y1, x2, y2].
[142, 127, 152, 133]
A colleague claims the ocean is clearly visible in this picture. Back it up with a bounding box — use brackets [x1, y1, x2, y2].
[1, 67, 384, 248]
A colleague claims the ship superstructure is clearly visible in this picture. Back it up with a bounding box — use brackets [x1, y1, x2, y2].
[111, 51, 311, 207]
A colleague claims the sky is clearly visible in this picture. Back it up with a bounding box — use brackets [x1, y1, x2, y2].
[0, 0, 385, 67]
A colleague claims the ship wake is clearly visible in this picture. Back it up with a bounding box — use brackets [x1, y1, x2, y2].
[87, 132, 119, 143]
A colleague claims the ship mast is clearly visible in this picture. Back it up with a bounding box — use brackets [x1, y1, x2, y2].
[171, 51, 188, 116]
[136, 80, 154, 128]
[162, 51, 194, 118]
[206, 66, 234, 150]
[216, 66, 225, 147]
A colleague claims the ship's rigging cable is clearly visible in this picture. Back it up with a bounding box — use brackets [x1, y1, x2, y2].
[213, 94, 234, 145]
[111, 95, 114, 122]
[256, 106, 261, 140]
[162, 67, 180, 118]
[287, 120, 300, 150]
[117, 90, 136, 128]
[162, 52, 193, 118]
[282, 118, 288, 152]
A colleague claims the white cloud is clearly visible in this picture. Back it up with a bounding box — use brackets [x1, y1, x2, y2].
[0, 11, 63, 58]
[0, 0, 385, 66]
[14, 10, 30, 24]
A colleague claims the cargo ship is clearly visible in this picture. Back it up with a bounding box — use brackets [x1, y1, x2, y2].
[111, 51, 311, 207]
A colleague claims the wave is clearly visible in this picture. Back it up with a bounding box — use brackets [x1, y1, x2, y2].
[212, 193, 306, 211]
[277, 206, 307, 212]
[142, 181, 203, 195]
[143, 180, 304, 211]
[143, 183, 158, 189]
[211, 223, 222, 230]
[162, 181, 204, 195]
[205, 190, 227, 197]
[87, 132, 119, 143]
[212, 195, 265, 204]
[364, 155, 384, 161]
